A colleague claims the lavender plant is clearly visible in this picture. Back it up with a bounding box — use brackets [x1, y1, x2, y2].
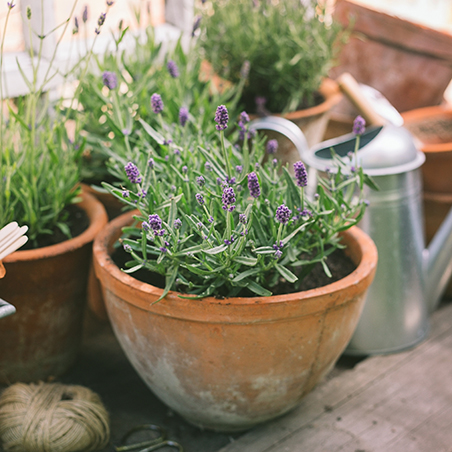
[78, 24, 246, 185]
[0, 1, 112, 245]
[103, 100, 372, 300]
[199, 0, 345, 114]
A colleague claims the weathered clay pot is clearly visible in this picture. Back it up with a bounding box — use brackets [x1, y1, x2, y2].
[0, 191, 108, 384]
[93, 210, 377, 431]
[402, 105, 452, 194]
[331, 0, 452, 113]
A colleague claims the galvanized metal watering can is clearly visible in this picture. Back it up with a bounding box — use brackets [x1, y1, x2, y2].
[250, 82, 452, 355]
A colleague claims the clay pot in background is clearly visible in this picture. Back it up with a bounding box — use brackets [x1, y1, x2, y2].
[331, 0, 452, 113]
[0, 191, 108, 384]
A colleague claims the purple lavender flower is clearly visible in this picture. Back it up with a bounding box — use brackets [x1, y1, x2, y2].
[122, 189, 129, 198]
[125, 162, 142, 184]
[151, 93, 164, 114]
[142, 222, 150, 232]
[196, 176, 205, 187]
[82, 5, 88, 23]
[274, 250, 282, 259]
[205, 162, 212, 171]
[149, 214, 162, 231]
[227, 176, 236, 185]
[272, 158, 278, 168]
[160, 247, 167, 253]
[195, 193, 205, 205]
[167, 60, 179, 78]
[214, 105, 229, 131]
[248, 172, 260, 198]
[148, 158, 155, 169]
[174, 218, 182, 229]
[353, 115, 366, 136]
[192, 15, 201, 36]
[73, 17, 79, 34]
[182, 165, 188, 174]
[240, 111, 250, 124]
[236, 165, 243, 174]
[123, 244, 132, 253]
[107, 0, 114, 5]
[294, 161, 308, 187]
[266, 139, 278, 155]
[222, 187, 236, 212]
[208, 216, 214, 223]
[275, 204, 292, 225]
[178, 107, 189, 127]
[98, 12, 106, 26]
[239, 214, 247, 224]
[197, 222, 203, 230]
[240, 60, 250, 79]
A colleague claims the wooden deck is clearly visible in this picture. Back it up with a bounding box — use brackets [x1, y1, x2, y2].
[218, 300, 452, 452]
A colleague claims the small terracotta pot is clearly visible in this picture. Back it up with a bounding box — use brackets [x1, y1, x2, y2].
[331, 0, 452, 112]
[93, 210, 377, 431]
[82, 183, 125, 220]
[423, 191, 452, 298]
[402, 105, 452, 194]
[0, 191, 108, 384]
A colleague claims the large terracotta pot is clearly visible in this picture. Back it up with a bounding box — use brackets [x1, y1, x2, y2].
[331, 0, 452, 113]
[0, 191, 108, 384]
[93, 210, 377, 431]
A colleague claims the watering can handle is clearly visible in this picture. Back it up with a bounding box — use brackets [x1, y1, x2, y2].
[337, 72, 387, 127]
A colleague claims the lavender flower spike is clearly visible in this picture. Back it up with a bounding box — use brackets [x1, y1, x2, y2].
[266, 139, 278, 155]
[294, 161, 308, 187]
[353, 115, 366, 136]
[275, 204, 292, 225]
[167, 60, 179, 78]
[102, 71, 117, 90]
[179, 107, 189, 127]
[222, 187, 236, 212]
[151, 93, 164, 114]
[125, 162, 142, 184]
[215, 105, 229, 131]
[148, 214, 162, 231]
[248, 172, 260, 198]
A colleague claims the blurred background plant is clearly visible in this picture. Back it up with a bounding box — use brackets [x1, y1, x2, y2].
[77, 19, 247, 188]
[198, 0, 345, 115]
[0, 0, 114, 247]
[103, 101, 371, 299]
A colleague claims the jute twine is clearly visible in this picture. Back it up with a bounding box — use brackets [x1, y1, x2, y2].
[0, 382, 110, 452]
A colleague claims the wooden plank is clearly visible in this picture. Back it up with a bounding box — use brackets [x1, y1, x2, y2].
[219, 302, 452, 452]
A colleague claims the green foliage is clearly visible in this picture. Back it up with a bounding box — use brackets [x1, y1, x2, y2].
[104, 100, 371, 300]
[199, 0, 345, 114]
[78, 26, 246, 185]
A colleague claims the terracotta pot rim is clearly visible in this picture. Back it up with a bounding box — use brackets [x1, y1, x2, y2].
[4, 190, 108, 263]
[402, 105, 452, 153]
[424, 191, 452, 203]
[93, 209, 378, 314]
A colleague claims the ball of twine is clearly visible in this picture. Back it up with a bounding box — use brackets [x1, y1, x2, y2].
[0, 382, 110, 452]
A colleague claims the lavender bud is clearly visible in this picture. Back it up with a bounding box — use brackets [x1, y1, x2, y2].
[148, 158, 155, 169]
[122, 189, 129, 198]
[142, 222, 150, 232]
[73, 16, 79, 34]
[247, 172, 260, 198]
[240, 111, 250, 124]
[222, 187, 236, 212]
[294, 161, 308, 187]
[82, 5, 88, 22]
[107, 0, 114, 5]
[196, 176, 205, 187]
[123, 244, 132, 253]
[236, 165, 243, 174]
[151, 93, 164, 114]
[275, 204, 292, 225]
[266, 139, 278, 155]
[272, 158, 278, 168]
[148, 214, 162, 231]
[97, 12, 106, 26]
[167, 60, 179, 78]
[182, 165, 188, 174]
[197, 222, 203, 231]
[195, 193, 205, 205]
[274, 250, 283, 259]
[179, 107, 189, 127]
[239, 214, 247, 224]
[208, 215, 214, 223]
[214, 105, 229, 131]
[160, 247, 167, 253]
[174, 218, 182, 229]
[353, 115, 366, 136]
[205, 162, 212, 171]
[192, 15, 201, 36]
[124, 162, 142, 184]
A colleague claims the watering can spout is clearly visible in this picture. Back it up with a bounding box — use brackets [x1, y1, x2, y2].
[424, 205, 452, 312]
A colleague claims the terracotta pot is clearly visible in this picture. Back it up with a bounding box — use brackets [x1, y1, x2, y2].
[253, 78, 343, 169]
[0, 191, 108, 384]
[93, 210, 377, 431]
[331, 0, 452, 112]
[423, 191, 452, 298]
[402, 105, 452, 194]
[82, 183, 125, 220]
